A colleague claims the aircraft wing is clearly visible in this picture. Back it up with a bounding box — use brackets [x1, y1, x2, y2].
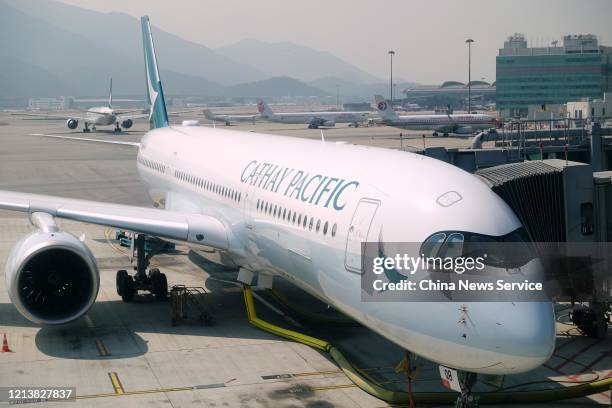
[12, 112, 89, 122]
[0, 190, 229, 250]
[117, 110, 197, 121]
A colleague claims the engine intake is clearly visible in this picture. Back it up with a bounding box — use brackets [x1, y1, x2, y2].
[66, 119, 78, 130]
[121, 119, 133, 129]
[5, 229, 99, 325]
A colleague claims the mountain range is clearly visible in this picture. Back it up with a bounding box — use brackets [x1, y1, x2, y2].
[0, 0, 404, 100]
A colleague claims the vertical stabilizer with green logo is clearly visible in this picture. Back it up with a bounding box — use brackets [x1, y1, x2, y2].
[141, 15, 169, 129]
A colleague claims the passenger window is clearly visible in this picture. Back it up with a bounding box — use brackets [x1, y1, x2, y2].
[331, 223, 337, 237]
[298, 214, 302, 225]
[323, 221, 328, 235]
[309, 218, 314, 231]
[316, 219, 321, 232]
[292, 213, 296, 223]
[283, 208, 287, 220]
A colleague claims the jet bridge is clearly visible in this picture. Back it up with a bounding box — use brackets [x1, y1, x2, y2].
[476, 159, 612, 337]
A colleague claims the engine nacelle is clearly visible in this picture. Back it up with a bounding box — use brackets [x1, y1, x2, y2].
[5, 230, 99, 325]
[322, 120, 336, 127]
[66, 119, 78, 130]
[455, 125, 474, 135]
[121, 119, 133, 129]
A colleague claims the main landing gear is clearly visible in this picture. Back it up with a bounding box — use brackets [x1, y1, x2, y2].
[114, 122, 122, 133]
[83, 123, 91, 133]
[116, 234, 168, 302]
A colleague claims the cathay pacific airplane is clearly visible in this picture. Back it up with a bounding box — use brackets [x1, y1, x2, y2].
[1, 16, 554, 385]
[375, 95, 498, 136]
[257, 99, 368, 128]
[17, 79, 146, 133]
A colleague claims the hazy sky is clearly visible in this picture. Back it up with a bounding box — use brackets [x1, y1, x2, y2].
[60, 0, 612, 84]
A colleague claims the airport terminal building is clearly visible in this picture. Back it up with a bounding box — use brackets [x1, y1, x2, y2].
[496, 34, 612, 117]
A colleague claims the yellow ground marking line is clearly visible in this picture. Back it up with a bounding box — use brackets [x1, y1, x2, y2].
[311, 383, 357, 391]
[77, 386, 198, 400]
[108, 372, 125, 395]
[95, 339, 109, 357]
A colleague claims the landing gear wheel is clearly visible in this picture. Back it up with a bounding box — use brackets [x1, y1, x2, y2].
[150, 269, 168, 301]
[432, 131, 438, 136]
[443, 132, 449, 137]
[121, 274, 136, 302]
[116, 269, 128, 296]
[456, 371, 478, 408]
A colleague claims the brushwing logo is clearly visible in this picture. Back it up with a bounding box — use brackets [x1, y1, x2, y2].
[377, 101, 388, 111]
[145, 59, 158, 122]
[257, 101, 265, 113]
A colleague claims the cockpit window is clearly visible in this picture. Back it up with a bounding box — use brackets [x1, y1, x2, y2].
[421, 232, 446, 258]
[420, 227, 535, 270]
[441, 233, 464, 258]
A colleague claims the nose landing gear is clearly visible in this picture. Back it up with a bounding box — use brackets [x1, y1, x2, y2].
[115, 233, 168, 302]
[456, 371, 478, 408]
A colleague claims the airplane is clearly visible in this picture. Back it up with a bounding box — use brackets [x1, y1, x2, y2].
[16, 79, 146, 133]
[0, 16, 554, 390]
[202, 109, 259, 126]
[257, 99, 369, 129]
[374, 95, 498, 136]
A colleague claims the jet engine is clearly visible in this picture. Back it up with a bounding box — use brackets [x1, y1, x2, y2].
[121, 119, 133, 129]
[455, 125, 474, 135]
[322, 120, 336, 127]
[66, 119, 78, 130]
[5, 224, 99, 325]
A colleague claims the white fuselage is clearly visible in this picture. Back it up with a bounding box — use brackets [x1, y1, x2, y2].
[263, 111, 368, 125]
[385, 114, 496, 132]
[85, 107, 117, 126]
[135, 124, 554, 375]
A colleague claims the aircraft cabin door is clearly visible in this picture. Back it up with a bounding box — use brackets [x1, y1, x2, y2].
[345, 198, 380, 273]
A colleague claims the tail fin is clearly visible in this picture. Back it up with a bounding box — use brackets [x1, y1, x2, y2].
[374, 95, 399, 121]
[141, 16, 169, 129]
[257, 99, 275, 118]
[108, 78, 113, 108]
[202, 109, 215, 120]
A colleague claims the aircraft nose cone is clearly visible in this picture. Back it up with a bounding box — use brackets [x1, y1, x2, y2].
[495, 302, 556, 372]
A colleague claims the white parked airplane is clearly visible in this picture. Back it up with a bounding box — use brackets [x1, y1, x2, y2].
[18, 79, 145, 133]
[375, 95, 498, 136]
[257, 99, 368, 129]
[202, 109, 259, 126]
[1, 17, 554, 385]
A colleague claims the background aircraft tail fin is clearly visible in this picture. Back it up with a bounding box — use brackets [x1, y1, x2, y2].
[202, 109, 215, 120]
[141, 16, 169, 129]
[108, 78, 113, 108]
[374, 95, 399, 120]
[257, 99, 275, 117]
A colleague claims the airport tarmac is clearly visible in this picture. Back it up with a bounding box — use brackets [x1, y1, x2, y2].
[0, 113, 610, 407]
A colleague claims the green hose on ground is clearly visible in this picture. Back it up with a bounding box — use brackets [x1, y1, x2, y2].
[242, 285, 612, 405]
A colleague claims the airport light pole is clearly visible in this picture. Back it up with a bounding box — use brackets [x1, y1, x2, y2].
[388, 50, 395, 104]
[465, 39, 474, 113]
[336, 84, 340, 110]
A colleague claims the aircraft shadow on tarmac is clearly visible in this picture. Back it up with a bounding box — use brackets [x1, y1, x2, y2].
[0, 250, 371, 361]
